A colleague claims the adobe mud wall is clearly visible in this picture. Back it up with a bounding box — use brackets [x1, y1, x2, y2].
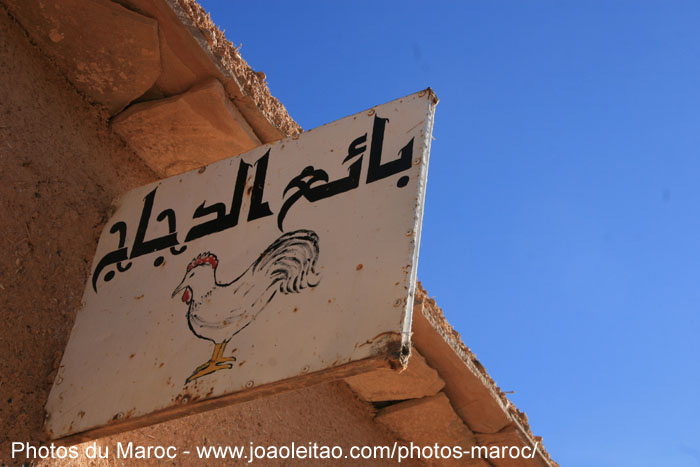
[0, 8, 424, 466]
[0, 5, 157, 456]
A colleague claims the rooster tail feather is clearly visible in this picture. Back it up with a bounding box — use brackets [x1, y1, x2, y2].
[252, 229, 320, 294]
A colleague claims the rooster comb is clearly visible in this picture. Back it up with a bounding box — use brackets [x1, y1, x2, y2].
[187, 252, 219, 271]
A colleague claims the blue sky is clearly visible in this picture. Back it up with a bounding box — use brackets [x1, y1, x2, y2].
[199, 1, 700, 465]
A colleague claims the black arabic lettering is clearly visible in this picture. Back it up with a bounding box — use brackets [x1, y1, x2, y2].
[366, 115, 414, 186]
[184, 159, 249, 242]
[277, 134, 367, 231]
[248, 149, 274, 222]
[152, 208, 188, 266]
[92, 187, 188, 291]
[91, 221, 130, 292]
[185, 151, 274, 241]
[277, 166, 329, 231]
[277, 115, 415, 231]
[130, 187, 181, 259]
[92, 114, 417, 292]
[306, 134, 365, 200]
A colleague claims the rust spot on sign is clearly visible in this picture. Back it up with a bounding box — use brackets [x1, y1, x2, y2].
[356, 331, 402, 348]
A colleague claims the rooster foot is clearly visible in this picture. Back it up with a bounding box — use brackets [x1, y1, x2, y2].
[186, 342, 237, 383]
[186, 358, 236, 383]
[193, 356, 237, 374]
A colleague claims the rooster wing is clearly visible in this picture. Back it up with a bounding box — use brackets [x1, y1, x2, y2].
[245, 229, 320, 296]
[196, 229, 321, 342]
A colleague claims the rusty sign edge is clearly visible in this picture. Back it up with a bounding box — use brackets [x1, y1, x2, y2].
[399, 88, 438, 364]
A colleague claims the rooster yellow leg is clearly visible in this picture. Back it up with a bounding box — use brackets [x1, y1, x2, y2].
[186, 341, 237, 384]
[213, 341, 237, 363]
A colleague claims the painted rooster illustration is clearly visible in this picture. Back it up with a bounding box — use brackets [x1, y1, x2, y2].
[172, 229, 320, 383]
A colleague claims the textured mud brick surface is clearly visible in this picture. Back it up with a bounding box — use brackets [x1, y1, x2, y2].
[0, 6, 157, 462]
[0, 7, 424, 466]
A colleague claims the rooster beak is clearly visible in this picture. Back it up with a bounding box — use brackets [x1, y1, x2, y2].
[172, 282, 184, 298]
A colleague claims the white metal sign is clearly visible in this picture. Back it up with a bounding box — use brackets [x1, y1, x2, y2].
[46, 89, 438, 440]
